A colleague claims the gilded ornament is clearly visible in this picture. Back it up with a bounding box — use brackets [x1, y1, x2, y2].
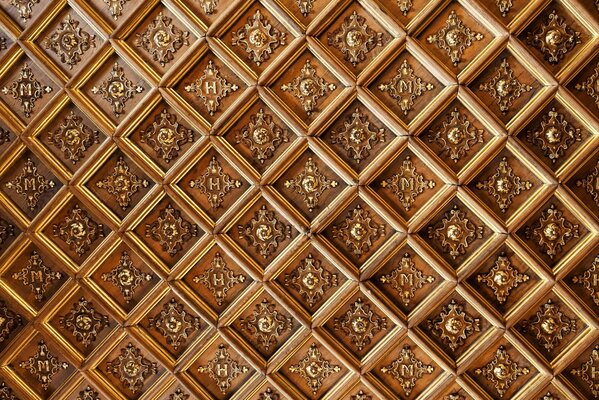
[0, 381, 17, 400]
[381, 345, 434, 396]
[577, 161, 599, 208]
[427, 205, 484, 259]
[527, 11, 580, 64]
[426, 10, 483, 66]
[285, 253, 338, 307]
[428, 107, 484, 162]
[427, 300, 480, 351]
[145, 203, 198, 256]
[520, 299, 576, 351]
[474, 346, 529, 398]
[19, 340, 69, 390]
[198, 344, 249, 394]
[10, 0, 38, 22]
[43, 14, 96, 69]
[1, 63, 52, 118]
[232, 10, 286, 65]
[330, 108, 385, 164]
[185, 60, 239, 116]
[12, 251, 61, 301]
[193, 252, 246, 305]
[497, 0, 513, 17]
[0, 128, 9, 145]
[479, 58, 532, 114]
[398, 0, 412, 16]
[570, 345, 599, 397]
[284, 157, 338, 212]
[477, 253, 529, 304]
[381, 155, 435, 211]
[526, 108, 581, 163]
[332, 205, 385, 256]
[48, 111, 100, 164]
[140, 109, 194, 163]
[281, 59, 336, 116]
[148, 298, 201, 350]
[572, 256, 599, 306]
[0, 300, 21, 343]
[169, 388, 189, 400]
[96, 157, 149, 210]
[237, 205, 292, 258]
[104, 0, 129, 20]
[106, 342, 158, 394]
[475, 157, 532, 212]
[135, 12, 190, 67]
[59, 297, 109, 348]
[77, 386, 100, 400]
[239, 298, 293, 350]
[0, 218, 14, 246]
[289, 343, 341, 394]
[189, 156, 242, 209]
[258, 387, 279, 399]
[574, 62, 599, 110]
[297, 0, 314, 16]
[52, 204, 104, 256]
[445, 393, 466, 400]
[351, 390, 372, 400]
[524, 204, 579, 259]
[5, 158, 55, 210]
[334, 297, 387, 351]
[378, 59, 434, 115]
[91, 62, 144, 118]
[101, 251, 153, 303]
[199, 0, 218, 14]
[380, 253, 435, 306]
[328, 11, 384, 67]
[235, 108, 288, 164]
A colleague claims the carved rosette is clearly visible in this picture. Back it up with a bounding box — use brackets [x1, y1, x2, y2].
[526, 108, 582, 163]
[476, 157, 532, 212]
[12, 251, 62, 301]
[48, 111, 100, 164]
[144, 203, 199, 256]
[479, 58, 532, 114]
[19, 340, 69, 390]
[1, 63, 52, 118]
[284, 157, 338, 212]
[426, 300, 480, 351]
[185, 60, 239, 116]
[428, 108, 484, 162]
[332, 205, 385, 256]
[426, 10, 483, 66]
[189, 156, 242, 209]
[237, 205, 292, 259]
[285, 253, 338, 307]
[198, 344, 249, 394]
[477, 254, 529, 304]
[570, 345, 599, 397]
[9, 0, 39, 22]
[281, 59, 336, 116]
[43, 14, 96, 69]
[527, 11, 581, 64]
[0, 300, 22, 343]
[381, 345, 434, 396]
[135, 12, 190, 67]
[381, 156, 435, 211]
[328, 11, 384, 67]
[52, 205, 104, 256]
[520, 299, 576, 351]
[148, 298, 201, 350]
[474, 346, 530, 398]
[102, 251, 153, 303]
[572, 256, 599, 306]
[193, 252, 246, 305]
[427, 205, 484, 259]
[289, 343, 341, 394]
[104, 0, 129, 20]
[236, 108, 288, 164]
[574, 62, 599, 110]
[59, 297, 109, 348]
[106, 343, 158, 394]
[140, 109, 194, 163]
[334, 297, 387, 351]
[232, 10, 286, 65]
[524, 204, 579, 258]
[379, 59, 434, 115]
[240, 298, 293, 350]
[5, 158, 55, 210]
[380, 253, 435, 306]
[330, 108, 385, 163]
[576, 161, 599, 208]
[91, 62, 144, 118]
[96, 157, 149, 210]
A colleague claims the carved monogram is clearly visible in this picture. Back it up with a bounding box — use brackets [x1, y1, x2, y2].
[198, 344, 249, 394]
[380, 253, 435, 306]
[237, 205, 292, 258]
[426, 300, 480, 351]
[381, 156, 435, 211]
[576, 161, 599, 208]
[12, 251, 61, 301]
[285, 253, 338, 307]
[574, 62, 599, 110]
[2, 63, 52, 118]
[135, 12, 190, 67]
[9, 0, 39, 22]
[43, 14, 96, 69]
[332, 205, 385, 256]
[59, 297, 109, 348]
[378, 59, 434, 115]
[189, 156, 242, 209]
[52, 204, 104, 256]
[334, 297, 387, 351]
[106, 343, 158, 394]
[140, 109, 194, 163]
[284, 157, 338, 212]
[148, 298, 201, 350]
[104, 0, 129, 20]
[289, 343, 341, 394]
[527, 11, 581, 64]
[19, 340, 69, 390]
[479, 58, 532, 114]
[524, 204, 579, 258]
[427, 205, 484, 259]
[474, 346, 530, 398]
[330, 108, 385, 164]
[92, 62, 144, 118]
[426, 10, 483, 66]
[520, 299, 576, 351]
[570, 345, 599, 397]
[102, 251, 153, 303]
[477, 253, 529, 304]
[185, 60, 239, 116]
[231, 10, 286, 65]
[281, 59, 336, 116]
[96, 157, 149, 210]
[240, 298, 293, 350]
[145, 203, 198, 256]
[235, 108, 288, 164]
[328, 11, 384, 67]
[526, 108, 582, 163]
[0, 300, 22, 343]
[381, 345, 434, 396]
[5, 158, 55, 210]
[476, 157, 532, 212]
[428, 107, 484, 162]
[572, 256, 599, 306]
[48, 111, 100, 164]
[193, 252, 246, 305]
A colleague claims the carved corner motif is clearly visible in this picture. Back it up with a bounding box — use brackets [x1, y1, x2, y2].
[284, 157, 338, 212]
[91, 62, 144, 118]
[524, 204, 579, 259]
[144, 203, 199, 256]
[43, 15, 96, 69]
[237, 205, 292, 259]
[475, 157, 532, 212]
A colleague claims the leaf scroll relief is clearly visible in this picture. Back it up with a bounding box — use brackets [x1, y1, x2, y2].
[330, 108, 385, 164]
[237, 205, 292, 258]
[19, 340, 69, 390]
[570, 345, 599, 397]
[12, 251, 62, 302]
[284, 157, 338, 212]
[524, 204, 579, 259]
[285, 253, 338, 307]
[426, 10, 483, 66]
[527, 10, 581, 64]
[135, 12, 190, 67]
[475, 157, 532, 212]
[574, 62, 599, 110]
[145, 203, 199, 256]
[428, 107, 484, 162]
[427, 205, 484, 259]
[52, 205, 104, 256]
[332, 205, 385, 256]
[520, 299, 577, 351]
[526, 108, 582, 163]
[140, 109, 194, 164]
[92, 62, 144, 118]
[380, 253, 435, 306]
[572, 256, 599, 306]
[239, 298, 293, 351]
[48, 111, 100, 164]
[0, 300, 22, 343]
[231, 10, 286, 66]
[236, 108, 288, 164]
[328, 11, 384, 67]
[9, 0, 39, 22]
[59, 297, 109, 348]
[106, 343, 158, 394]
[5, 158, 55, 210]
[281, 59, 336, 116]
[148, 298, 201, 350]
[185, 60, 239, 116]
[479, 58, 532, 114]
[198, 344, 249, 394]
[379, 59, 434, 115]
[576, 160, 599, 208]
[381, 345, 434, 396]
[189, 156, 242, 209]
[334, 297, 387, 351]
[474, 346, 530, 398]
[43, 14, 96, 69]
[380, 155, 435, 211]
[102, 251, 153, 303]
[1, 63, 52, 118]
[289, 343, 341, 394]
[193, 252, 246, 306]
[96, 157, 149, 211]
[477, 253, 529, 304]
[426, 299, 480, 351]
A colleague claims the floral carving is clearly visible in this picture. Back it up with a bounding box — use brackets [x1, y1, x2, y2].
[427, 300, 480, 351]
[398, 0, 412, 16]
[474, 346, 530, 398]
[258, 387, 279, 400]
[240, 298, 293, 350]
[577, 161, 599, 208]
[13, 251, 61, 301]
[284, 157, 338, 212]
[285, 253, 338, 307]
[198, 0, 217, 14]
[330, 108, 385, 164]
[106, 343, 158, 394]
[236, 108, 288, 164]
[135, 12, 189, 67]
[43, 14, 96, 69]
[104, 0, 129, 20]
[334, 297, 387, 351]
[232, 10, 286, 65]
[479, 58, 532, 114]
[381, 155, 435, 211]
[91, 62, 144, 118]
[572, 256, 599, 306]
[198, 344, 249, 394]
[351, 390, 372, 400]
[9, 0, 38, 22]
[574, 62, 599, 110]
[2, 63, 52, 118]
[297, 0, 313, 16]
[59, 297, 109, 347]
[168, 388, 189, 400]
[185, 60, 239, 116]
[524, 204, 579, 258]
[52, 204, 104, 256]
[428, 107, 484, 162]
[0, 128, 9, 146]
[140, 109, 194, 163]
[497, 0, 513, 17]
[527, 11, 580, 64]
[281, 59, 336, 116]
[332, 205, 385, 256]
[48, 111, 100, 164]
[102, 251, 153, 303]
[426, 10, 483, 66]
[193, 252, 246, 306]
[520, 299, 576, 351]
[477, 253, 529, 304]
[77, 386, 101, 400]
[379, 59, 434, 115]
[526, 108, 582, 163]
[145, 203, 198, 256]
[19, 340, 69, 390]
[570, 345, 599, 397]
[0, 218, 14, 246]
[5, 158, 55, 210]
[380, 253, 435, 306]
[328, 11, 384, 67]
[381, 345, 434, 396]
[476, 157, 532, 212]
[0, 300, 22, 343]
[148, 298, 200, 350]
[237, 205, 292, 258]
[96, 157, 149, 210]
[189, 156, 242, 209]
[428, 205, 484, 259]
[0, 381, 17, 400]
[289, 343, 341, 394]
